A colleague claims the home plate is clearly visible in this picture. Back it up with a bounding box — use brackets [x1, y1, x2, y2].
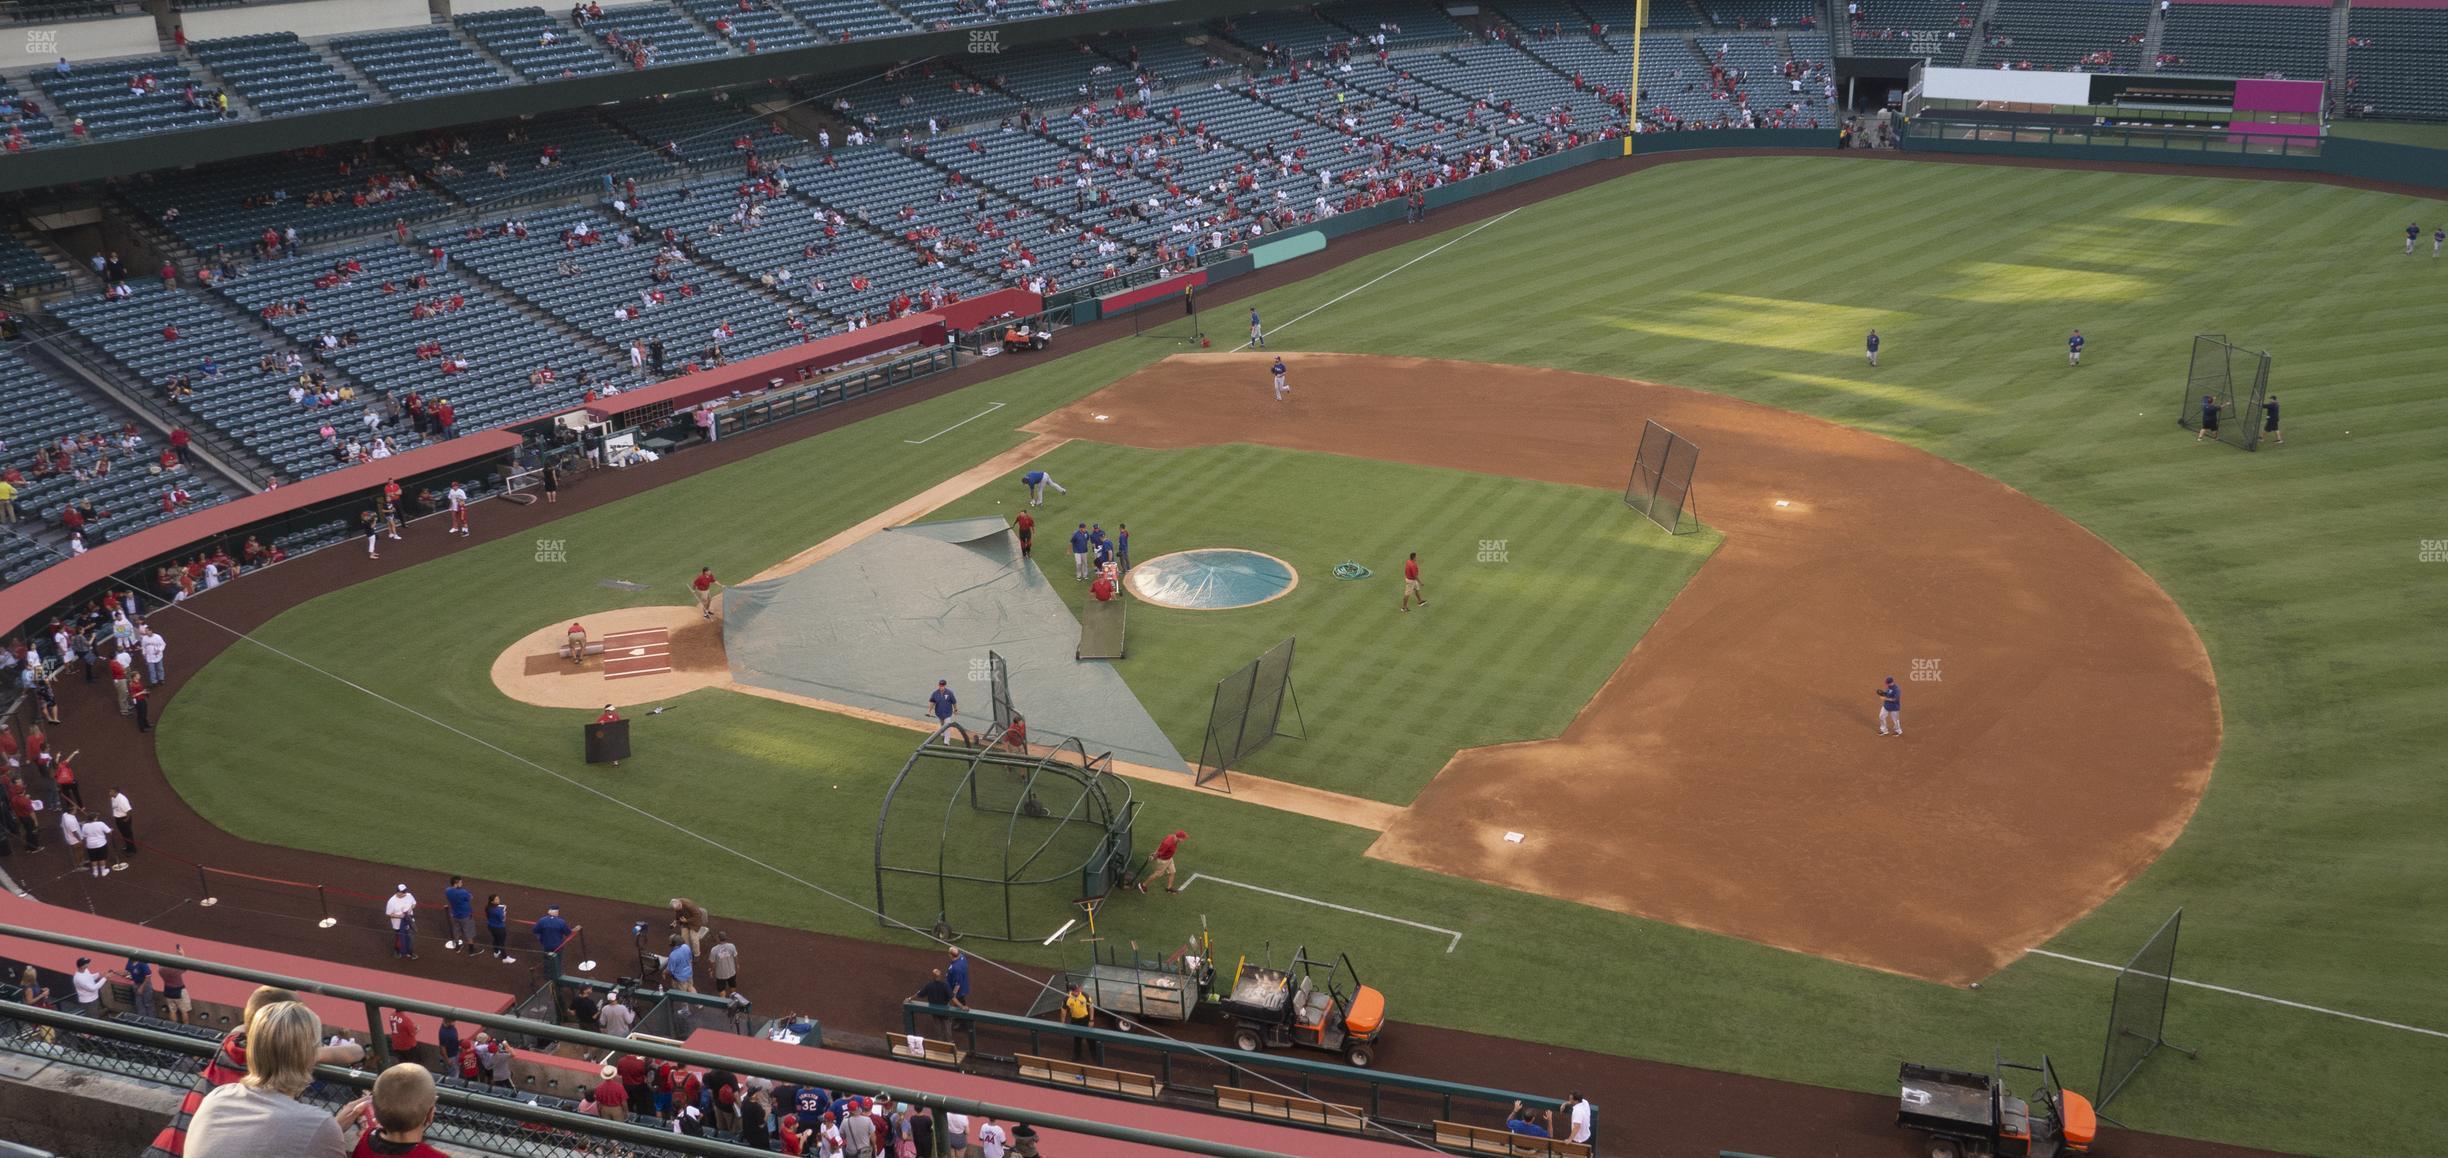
[1503, 832, 1525, 844]
[602, 627, 672, 679]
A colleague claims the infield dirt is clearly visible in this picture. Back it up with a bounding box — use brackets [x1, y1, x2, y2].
[1033, 352, 2222, 985]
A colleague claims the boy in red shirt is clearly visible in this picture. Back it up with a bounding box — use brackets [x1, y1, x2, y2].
[351, 1062, 450, 1157]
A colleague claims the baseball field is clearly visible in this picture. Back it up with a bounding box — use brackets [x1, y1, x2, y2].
[148, 154, 2448, 1155]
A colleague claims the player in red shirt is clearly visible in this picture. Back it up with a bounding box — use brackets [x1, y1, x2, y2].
[1400, 552, 1428, 612]
[1138, 829, 1187, 894]
[1014, 510, 1034, 558]
[1089, 573, 1115, 603]
[566, 622, 588, 666]
[692, 567, 722, 619]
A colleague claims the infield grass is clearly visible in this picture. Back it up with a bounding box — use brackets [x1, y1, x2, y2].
[164, 156, 2448, 1155]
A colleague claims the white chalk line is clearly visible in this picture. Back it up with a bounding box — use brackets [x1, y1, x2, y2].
[904, 402, 1007, 444]
[2024, 949, 2448, 1041]
[1181, 873, 1462, 953]
[1234, 208, 1523, 353]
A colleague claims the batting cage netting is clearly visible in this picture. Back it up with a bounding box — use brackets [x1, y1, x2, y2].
[1624, 419, 1702, 533]
[2098, 908, 2196, 1112]
[2177, 334, 2272, 451]
[1132, 292, 1203, 346]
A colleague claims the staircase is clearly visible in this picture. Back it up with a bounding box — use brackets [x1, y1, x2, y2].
[2141, 0, 2167, 68]
[315, 38, 400, 104]
[1964, 0, 1998, 65]
[2325, 0, 2348, 86]
[20, 312, 275, 496]
[420, 233, 637, 367]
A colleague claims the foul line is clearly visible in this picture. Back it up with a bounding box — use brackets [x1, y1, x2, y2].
[2025, 949, 2448, 1041]
[1233, 207, 1522, 352]
[1181, 873, 1462, 953]
[904, 402, 1007, 444]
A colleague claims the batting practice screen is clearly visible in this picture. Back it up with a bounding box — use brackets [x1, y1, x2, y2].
[2176, 334, 2272, 451]
[2098, 908, 2189, 1110]
[1625, 419, 1701, 533]
[988, 649, 1016, 734]
[1195, 636, 1299, 789]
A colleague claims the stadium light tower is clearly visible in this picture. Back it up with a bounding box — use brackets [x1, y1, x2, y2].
[1623, 0, 1651, 155]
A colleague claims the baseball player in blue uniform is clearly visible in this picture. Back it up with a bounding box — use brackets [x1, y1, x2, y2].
[1877, 677, 1902, 736]
[2261, 394, 2282, 445]
[1866, 329, 1880, 367]
[2408, 222, 2421, 255]
[1271, 357, 1288, 401]
[2196, 393, 2221, 442]
[2434, 227, 2443, 257]
[1020, 469, 1067, 507]
[1249, 308, 1265, 349]
[1069, 523, 1091, 580]
[2068, 329, 2084, 367]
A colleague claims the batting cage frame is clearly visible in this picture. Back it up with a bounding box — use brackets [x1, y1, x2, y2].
[1624, 420, 1701, 533]
[2176, 334, 2272, 452]
[2096, 908, 2197, 1116]
[1193, 636, 1305, 792]
[1132, 287, 1204, 346]
[872, 729, 1137, 943]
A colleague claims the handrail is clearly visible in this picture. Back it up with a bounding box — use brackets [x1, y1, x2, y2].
[0, 922, 1302, 1158]
[902, 1001, 1556, 1112]
[0, 998, 764, 1157]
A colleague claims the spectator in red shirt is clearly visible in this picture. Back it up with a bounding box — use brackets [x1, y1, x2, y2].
[385, 1008, 418, 1062]
[169, 427, 191, 465]
[594, 1064, 630, 1122]
[1400, 551, 1428, 611]
[352, 1063, 452, 1158]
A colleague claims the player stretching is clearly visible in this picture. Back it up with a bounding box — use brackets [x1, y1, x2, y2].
[2068, 329, 2083, 367]
[1271, 357, 1289, 401]
[1865, 329, 1880, 367]
[1877, 677, 1902, 736]
[1019, 469, 1067, 507]
[1249, 308, 1265, 349]
[446, 481, 471, 535]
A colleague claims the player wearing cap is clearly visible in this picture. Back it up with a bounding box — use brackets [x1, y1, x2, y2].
[2195, 393, 2221, 442]
[1249, 307, 1265, 349]
[1138, 829, 1187, 894]
[1878, 676, 1903, 736]
[2261, 394, 2282, 446]
[691, 567, 721, 619]
[446, 482, 471, 535]
[2067, 329, 2084, 367]
[1271, 356, 1288, 401]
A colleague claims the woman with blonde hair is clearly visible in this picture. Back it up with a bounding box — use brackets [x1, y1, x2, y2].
[184, 1001, 367, 1158]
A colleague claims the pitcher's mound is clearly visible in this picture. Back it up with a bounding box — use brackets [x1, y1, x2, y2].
[493, 604, 728, 708]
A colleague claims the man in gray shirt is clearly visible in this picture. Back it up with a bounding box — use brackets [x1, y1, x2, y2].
[839, 1100, 877, 1158]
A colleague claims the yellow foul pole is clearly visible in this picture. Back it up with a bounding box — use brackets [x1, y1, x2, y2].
[1624, 0, 1650, 155]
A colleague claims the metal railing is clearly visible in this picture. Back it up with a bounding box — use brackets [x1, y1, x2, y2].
[708, 344, 958, 440]
[0, 922, 1304, 1158]
[902, 1001, 1556, 1130]
[0, 999, 744, 1157]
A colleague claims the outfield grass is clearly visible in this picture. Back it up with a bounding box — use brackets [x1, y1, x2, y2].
[164, 156, 2448, 1154]
[927, 442, 1718, 802]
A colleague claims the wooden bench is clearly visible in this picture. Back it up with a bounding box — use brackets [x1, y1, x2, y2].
[1216, 1085, 1366, 1132]
[889, 1035, 965, 1066]
[1013, 1053, 1161, 1099]
[1432, 1120, 1593, 1158]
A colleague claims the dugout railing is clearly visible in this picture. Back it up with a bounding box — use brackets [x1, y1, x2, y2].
[900, 1001, 1562, 1140]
